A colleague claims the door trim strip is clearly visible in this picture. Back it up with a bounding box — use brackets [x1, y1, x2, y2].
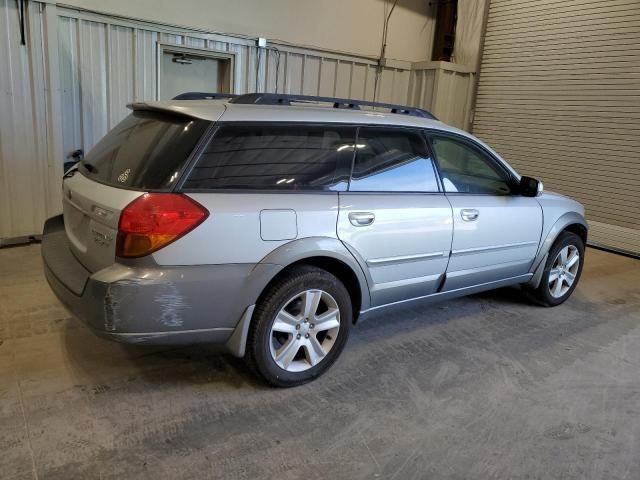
[451, 240, 538, 256]
[367, 251, 448, 266]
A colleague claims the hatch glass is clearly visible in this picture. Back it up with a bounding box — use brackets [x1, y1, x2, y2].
[78, 111, 210, 190]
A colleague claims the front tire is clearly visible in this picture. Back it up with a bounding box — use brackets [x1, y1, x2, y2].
[525, 231, 585, 307]
[246, 265, 352, 387]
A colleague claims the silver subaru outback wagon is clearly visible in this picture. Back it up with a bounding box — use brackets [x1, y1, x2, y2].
[42, 93, 587, 387]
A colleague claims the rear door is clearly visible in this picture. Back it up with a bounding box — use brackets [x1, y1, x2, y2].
[429, 133, 543, 291]
[337, 127, 453, 307]
[63, 109, 212, 272]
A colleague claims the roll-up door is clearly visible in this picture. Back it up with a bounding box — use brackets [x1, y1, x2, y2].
[473, 0, 640, 256]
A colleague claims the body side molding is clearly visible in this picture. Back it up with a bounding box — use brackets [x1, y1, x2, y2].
[360, 273, 533, 319]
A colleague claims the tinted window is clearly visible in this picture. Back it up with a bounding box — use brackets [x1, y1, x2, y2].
[79, 111, 209, 190]
[431, 136, 513, 194]
[349, 128, 439, 192]
[183, 124, 355, 191]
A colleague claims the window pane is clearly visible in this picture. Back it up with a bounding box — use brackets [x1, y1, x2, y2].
[431, 136, 512, 194]
[79, 111, 209, 190]
[349, 128, 440, 192]
[183, 125, 354, 190]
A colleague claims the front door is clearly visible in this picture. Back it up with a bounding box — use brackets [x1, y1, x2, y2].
[337, 127, 453, 307]
[429, 134, 543, 291]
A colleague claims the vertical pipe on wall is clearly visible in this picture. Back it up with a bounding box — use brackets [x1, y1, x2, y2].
[300, 54, 306, 95]
[316, 57, 323, 96]
[467, 0, 491, 132]
[104, 23, 111, 128]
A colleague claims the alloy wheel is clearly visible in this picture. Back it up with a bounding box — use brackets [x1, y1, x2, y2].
[269, 289, 341, 372]
[548, 245, 580, 298]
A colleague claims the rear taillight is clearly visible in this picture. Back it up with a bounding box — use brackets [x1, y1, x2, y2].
[116, 193, 208, 258]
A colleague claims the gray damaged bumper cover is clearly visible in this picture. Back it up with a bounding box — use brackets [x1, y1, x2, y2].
[41, 215, 278, 346]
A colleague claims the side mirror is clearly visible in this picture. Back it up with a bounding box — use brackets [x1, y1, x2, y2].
[519, 176, 543, 197]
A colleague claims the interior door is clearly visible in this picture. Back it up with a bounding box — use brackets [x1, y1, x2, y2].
[337, 127, 453, 307]
[160, 48, 230, 100]
[429, 134, 543, 291]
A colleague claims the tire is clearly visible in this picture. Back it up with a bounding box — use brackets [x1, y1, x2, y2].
[525, 231, 585, 307]
[246, 265, 352, 387]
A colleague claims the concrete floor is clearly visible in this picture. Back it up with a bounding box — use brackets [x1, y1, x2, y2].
[1, 246, 639, 479]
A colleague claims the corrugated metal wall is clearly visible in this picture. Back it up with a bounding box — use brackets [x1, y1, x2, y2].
[409, 61, 476, 130]
[0, 1, 475, 240]
[56, 7, 413, 162]
[0, 0, 62, 240]
[473, 0, 640, 255]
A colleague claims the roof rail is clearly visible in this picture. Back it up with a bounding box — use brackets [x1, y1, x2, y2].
[172, 92, 238, 100]
[229, 93, 437, 119]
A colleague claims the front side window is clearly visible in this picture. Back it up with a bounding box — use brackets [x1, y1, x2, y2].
[349, 128, 440, 192]
[183, 124, 355, 191]
[430, 136, 513, 194]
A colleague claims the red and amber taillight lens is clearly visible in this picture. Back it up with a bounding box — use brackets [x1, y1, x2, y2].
[116, 193, 209, 258]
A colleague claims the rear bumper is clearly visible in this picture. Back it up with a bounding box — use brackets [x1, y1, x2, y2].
[41, 215, 279, 346]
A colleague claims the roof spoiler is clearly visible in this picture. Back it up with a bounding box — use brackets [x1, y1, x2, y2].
[126, 102, 203, 119]
[172, 92, 238, 100]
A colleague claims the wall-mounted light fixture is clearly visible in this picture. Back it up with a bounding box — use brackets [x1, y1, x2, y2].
[172, 54, 193, 65]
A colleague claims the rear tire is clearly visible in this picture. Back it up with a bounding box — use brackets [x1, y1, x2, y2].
[246, 265, 352, 387]
[525, 231, 585, 307]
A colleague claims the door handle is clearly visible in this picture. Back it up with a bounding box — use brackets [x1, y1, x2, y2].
[349, 212, 375, 226]
[460, 209, 479, 222]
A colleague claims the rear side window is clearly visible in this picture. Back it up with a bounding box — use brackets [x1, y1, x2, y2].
[349, 128, 440, 192]
[183, 124, 355, 191]
[79, 111, 210, 190]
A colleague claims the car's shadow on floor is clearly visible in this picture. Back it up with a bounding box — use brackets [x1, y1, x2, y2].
[61, 285, 603, 392]
[352, 285, 531, 334]
[61, 321, 268, 390]
[470, 285, 532, 305]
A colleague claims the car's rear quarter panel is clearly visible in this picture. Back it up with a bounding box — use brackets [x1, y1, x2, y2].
[151, 193, 341, 265]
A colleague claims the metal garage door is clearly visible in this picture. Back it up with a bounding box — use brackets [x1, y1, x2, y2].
[472, 0, 640, 256]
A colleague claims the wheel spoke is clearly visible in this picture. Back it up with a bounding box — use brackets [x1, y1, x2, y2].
[548, 268, 561, 283]
[552, 278, 564, 297]
[559, 246, 569, 264]
[566, 250, 579, 269]
[272, 311, 299, 333]
[303, 290, 322, 318]
[276, 337, 300, 369]
[313, 308, 340, 332]
[305, 335, 326, 366]
[564, 270, 576, 285]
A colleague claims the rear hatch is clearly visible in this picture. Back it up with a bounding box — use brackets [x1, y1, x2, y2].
[63, 107, 215, 272]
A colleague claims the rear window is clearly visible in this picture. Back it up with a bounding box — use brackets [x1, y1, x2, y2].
[350, 128, 440, 192]
[78, 111, 210, 190]
[182, 124, 355, 191]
